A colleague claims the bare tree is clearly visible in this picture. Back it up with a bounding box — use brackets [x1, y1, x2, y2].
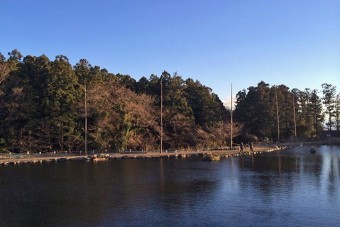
[87, 77, 159, 151]
[0, 62, 10, 85]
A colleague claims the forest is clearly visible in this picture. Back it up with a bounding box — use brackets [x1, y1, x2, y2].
[0, 50, 339, 153]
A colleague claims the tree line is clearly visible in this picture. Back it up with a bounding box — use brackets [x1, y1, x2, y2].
[0, 50, 338, 153]
[234, 81, 339, 142]
[0, 50, 235, 153]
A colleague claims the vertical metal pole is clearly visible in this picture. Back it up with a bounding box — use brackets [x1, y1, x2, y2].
[230, 83, 233, 149]
[275, 87, 280, 143]
[160, 76, 163, 153]
[335, 94, 339, 131]
[84, 77, 88, 156]
[293, 96, 297, 142]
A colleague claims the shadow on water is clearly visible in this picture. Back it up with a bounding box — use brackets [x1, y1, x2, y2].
[0, 145, 339, 226]
[0, 158, 220, 226]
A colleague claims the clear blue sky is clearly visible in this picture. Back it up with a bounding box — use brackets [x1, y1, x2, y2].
[1, 0, 339, 104]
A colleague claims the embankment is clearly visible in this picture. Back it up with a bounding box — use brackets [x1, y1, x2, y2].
[0, 145, 284, 166]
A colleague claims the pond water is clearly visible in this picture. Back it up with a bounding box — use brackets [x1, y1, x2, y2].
[0, 145, 339, 226]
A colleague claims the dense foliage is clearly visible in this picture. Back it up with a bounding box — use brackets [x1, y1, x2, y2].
[0, 50, 233, 153]
[0, 50, 338, 152]
[234, 81, 339, 142]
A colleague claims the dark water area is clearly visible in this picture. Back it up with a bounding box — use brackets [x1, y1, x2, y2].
[1, 145, 339, 226]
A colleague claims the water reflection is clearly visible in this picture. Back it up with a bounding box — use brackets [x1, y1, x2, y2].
[232, 146, 340, 226]
[240, 146, 339, 188]
[0, 146, 339, 226]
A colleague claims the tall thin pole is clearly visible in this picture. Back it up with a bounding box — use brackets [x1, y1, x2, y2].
[275, 87, 280, 143]
[84, 77, 88, 156]
[292, 96, 297, 142]
[160, 76, 163, 153]
[337, 95, 340, 131]
[230, 83, 233, 149]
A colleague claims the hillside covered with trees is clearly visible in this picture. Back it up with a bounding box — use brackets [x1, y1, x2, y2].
[0, 50, 339, 153]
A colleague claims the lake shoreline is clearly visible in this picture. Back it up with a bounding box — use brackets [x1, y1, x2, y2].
[0, 144, 286, 165]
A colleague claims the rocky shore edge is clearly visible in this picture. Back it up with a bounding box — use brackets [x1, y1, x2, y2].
[0, 145, 288, 166]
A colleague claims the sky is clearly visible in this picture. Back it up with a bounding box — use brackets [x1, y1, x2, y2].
[1, 0, 339, 105]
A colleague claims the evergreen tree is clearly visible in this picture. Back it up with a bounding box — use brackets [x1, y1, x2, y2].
[335, 93, 340, 131]
[44, 55, 82, 151]
[321, 83, 336, 130]
[307, 89, 324, 137]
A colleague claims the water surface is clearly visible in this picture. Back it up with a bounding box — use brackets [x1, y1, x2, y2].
[1, 145, 339, 226]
